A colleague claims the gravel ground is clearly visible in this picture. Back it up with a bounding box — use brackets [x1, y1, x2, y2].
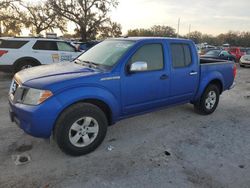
[0, 65, 250, 188]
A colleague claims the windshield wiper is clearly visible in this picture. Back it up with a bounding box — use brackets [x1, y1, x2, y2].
[75, 59, 98, 69]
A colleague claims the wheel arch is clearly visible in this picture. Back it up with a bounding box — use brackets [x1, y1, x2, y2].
[54, 98, 113, 128]
[193, 72, 224, 102]
[208, 79, 223, 94]
[14, 56, 41, 69]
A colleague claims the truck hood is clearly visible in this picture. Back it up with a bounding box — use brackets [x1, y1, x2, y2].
[15, 62, 101, 84]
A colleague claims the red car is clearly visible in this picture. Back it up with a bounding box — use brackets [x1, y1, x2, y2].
[228, 47, 246, 62]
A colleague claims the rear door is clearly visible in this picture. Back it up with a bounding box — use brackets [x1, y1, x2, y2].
[32, 40, 60, 65]
[168, 42, 199, 102]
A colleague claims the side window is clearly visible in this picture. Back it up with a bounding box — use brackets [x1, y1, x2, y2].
[0, 40, 28, 49]
[57, 42, 76, 52]
[33, 41, 58, 51]
[170, 44, 192, 68]
[130, 44, 164, 71]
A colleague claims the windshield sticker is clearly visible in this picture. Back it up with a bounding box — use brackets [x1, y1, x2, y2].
[115, 43, 133, 48]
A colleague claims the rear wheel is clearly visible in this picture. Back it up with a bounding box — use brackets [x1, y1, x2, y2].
[194, 84, 220, 115]
[54, 103, 108, 156]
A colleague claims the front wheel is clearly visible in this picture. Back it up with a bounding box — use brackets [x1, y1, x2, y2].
[194, 84, 220, 115]
[54, 103, 108, 156]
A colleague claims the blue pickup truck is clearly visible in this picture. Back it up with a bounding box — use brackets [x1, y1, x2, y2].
[9, 37, 236, 156]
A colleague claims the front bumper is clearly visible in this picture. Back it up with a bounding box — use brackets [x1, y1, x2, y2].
[239, 60, 250, 67]
[9, 96, 63, 138]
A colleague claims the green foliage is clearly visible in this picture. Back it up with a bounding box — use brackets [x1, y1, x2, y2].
[20, 1, 67, 35]
[49, 0, 120, 42]
[127, 25, 176, 37]
[183, 30, 250, 46]
[186, 31, 202, 44]
[98, 20, 122, 39]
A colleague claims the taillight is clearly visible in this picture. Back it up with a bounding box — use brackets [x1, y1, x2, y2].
[233, 64, 237, 78]
[0, 50, 8, 57]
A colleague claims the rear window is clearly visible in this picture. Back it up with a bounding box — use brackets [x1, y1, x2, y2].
[0, 40, 28, 49]
[33, 41, 58, 51]
[57, 42, 75, 52]
[170, 43, 192, 68]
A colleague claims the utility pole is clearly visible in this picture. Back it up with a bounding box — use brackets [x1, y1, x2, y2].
[188, 24, 191, 39]
[177, 18, 180, 38]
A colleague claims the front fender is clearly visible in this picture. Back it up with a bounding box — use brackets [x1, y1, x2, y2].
[55, 86, 120, 122]
[193, 71, 224, 101]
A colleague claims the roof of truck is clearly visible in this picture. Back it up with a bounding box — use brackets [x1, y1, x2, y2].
[110, 37, 192, 42]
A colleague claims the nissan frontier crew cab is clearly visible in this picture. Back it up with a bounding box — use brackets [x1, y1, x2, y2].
[8, 37, 236, 156]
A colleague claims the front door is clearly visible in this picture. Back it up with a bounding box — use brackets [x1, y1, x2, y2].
[121, 43, 170, 115]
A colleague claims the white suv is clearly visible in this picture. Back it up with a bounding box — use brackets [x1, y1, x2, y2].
[0, 37, 82, 73]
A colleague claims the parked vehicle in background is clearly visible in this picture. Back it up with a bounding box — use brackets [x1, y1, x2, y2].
[239, 48, 250, 67]
[200, 45, 220, 55]
[0, 37, 82, 73]
[201, 50, 236, 62]
[228, 47, 246, 62]
[9, 37, 236, 156]
[71, 41, 101, 52]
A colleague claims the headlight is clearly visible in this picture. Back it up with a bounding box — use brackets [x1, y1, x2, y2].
[22, 88, 53, 105]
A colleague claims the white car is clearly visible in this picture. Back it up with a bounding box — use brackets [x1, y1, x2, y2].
[239, 49, 250, 67]
[0, 37, 82, 73]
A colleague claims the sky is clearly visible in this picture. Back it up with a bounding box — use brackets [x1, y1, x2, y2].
[26, 0, 250, 36]
[111, 0, 250, 35]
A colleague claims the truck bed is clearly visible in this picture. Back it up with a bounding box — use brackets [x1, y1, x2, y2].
[199, 58, 235, 92]
[200, 58, 229, 64]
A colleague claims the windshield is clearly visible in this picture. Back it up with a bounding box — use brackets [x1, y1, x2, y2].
[76, 40, 135, 68]
[220, 51, 231, 56]
[205, 50, 220, 56]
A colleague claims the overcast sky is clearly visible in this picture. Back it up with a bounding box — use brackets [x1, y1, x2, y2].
[111, 0, 250, 35]
[26, 0, 250, 36]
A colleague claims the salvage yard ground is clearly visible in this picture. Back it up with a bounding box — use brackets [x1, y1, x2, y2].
[0, 65, 250, 188]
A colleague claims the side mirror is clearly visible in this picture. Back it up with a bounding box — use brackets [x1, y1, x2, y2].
[219, 53, 225, 57]
[129, 61, 148, 72]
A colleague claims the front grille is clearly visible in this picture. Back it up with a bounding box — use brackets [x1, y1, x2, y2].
[9, 79, 19, 101]
[9, 79, 25, 103]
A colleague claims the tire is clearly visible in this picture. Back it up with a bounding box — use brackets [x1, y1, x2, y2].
[194, 84, 220, 115]
[54, 103, 108, 156]
[15, 60, 39, 73]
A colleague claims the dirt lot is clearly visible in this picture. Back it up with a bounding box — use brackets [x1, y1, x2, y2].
[0, 65, 250, 188]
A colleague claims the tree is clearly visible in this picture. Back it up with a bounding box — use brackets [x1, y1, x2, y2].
[49, 0, 119, 42]
[151, 25, 176, 37]
[127, 28, 153, 36]
[98, 20, 122, 39]
[20, 1, 67, 35]
[0, 0, 18, 8]
[187, 31, 202, 44]
[127, 25, 176, 37]
[0, 0, 24, 36]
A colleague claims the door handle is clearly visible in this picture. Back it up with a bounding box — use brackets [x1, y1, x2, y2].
[190, 71, 198, 76]
[160, 74, 169, 80]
